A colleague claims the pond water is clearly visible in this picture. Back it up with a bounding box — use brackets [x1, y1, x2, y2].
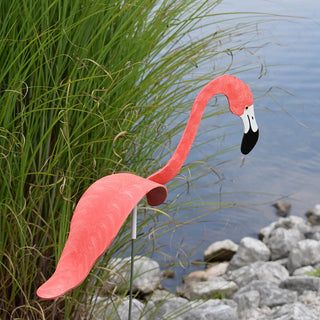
[152, 0, 320, 289]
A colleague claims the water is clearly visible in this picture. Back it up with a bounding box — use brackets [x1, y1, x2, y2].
[151, 0, 320, 289]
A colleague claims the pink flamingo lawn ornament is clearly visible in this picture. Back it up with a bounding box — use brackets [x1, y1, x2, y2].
[37, 74, 259, 300]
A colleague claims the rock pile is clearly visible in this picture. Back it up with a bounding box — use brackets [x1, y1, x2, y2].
[92, 204, 320, 319]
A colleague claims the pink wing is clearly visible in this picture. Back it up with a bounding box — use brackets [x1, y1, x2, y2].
[37, 173, 167, 299]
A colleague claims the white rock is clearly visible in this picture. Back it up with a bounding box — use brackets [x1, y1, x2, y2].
[206, 262, 229, 277]
[306, 225, 320, 240]
[228, 237, 270, 270]
[279, 276, 320, 295]
[146, 289, 176, 303]
[305, 204, 320, 225]
[152, 297, 191, 320]
[225, 261, 289, 287]
[299, 290, 320, 316]
[276, 216, 311, 234]
[108, 255, 161, 294]
[265, 301, 319, 320]
[265, 227, 304, 260]
[185, 299, 238, 320]
[204, 239, 239, 262]
[234, 280, 297, 308]
[287, 239, 320, 273]
[183, 262, 229, 285]
[92, 297, 151, 320]
[293, 266, 317, 276]
[259, 216, 310, 241]
[259, 221, 277, 241]
[233, 290, 260, 320]
[177, 276, 238, 300]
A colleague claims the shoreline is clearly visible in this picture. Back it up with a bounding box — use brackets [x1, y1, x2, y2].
[92, 203, 320, 319]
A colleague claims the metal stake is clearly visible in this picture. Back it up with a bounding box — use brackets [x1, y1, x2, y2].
[128, 205, 137, 320]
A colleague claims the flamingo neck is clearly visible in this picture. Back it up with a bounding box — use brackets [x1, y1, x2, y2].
[147, 75, 237, 185]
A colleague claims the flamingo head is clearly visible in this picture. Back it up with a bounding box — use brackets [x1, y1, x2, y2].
[221, 75, 259, 154]
[239, 104, 259, 154]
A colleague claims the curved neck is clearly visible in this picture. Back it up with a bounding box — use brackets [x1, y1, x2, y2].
[148, 75, 234, 185]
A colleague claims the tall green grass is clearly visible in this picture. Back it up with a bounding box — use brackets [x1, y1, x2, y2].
[1, 0, 265, 318]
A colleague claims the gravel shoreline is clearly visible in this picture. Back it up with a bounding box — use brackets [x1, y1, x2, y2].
[92, 203, 320, 319]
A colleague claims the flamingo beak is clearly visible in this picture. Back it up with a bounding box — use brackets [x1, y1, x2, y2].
[240, 105, 259, 154]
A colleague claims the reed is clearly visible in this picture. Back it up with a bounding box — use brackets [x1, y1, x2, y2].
[0, 0, 266, 318]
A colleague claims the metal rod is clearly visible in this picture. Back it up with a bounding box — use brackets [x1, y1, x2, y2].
[128, 205, 137, 320]
[131, 205, 137, 240]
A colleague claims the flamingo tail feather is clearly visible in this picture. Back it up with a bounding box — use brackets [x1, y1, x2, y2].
[37, 173, 167, 299]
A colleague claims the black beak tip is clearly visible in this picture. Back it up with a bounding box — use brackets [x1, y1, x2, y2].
[241, 129, 259, 155]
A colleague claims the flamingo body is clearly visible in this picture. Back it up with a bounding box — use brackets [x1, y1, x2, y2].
[37, 173, 167, 299]
[37, 75, 259, 299]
